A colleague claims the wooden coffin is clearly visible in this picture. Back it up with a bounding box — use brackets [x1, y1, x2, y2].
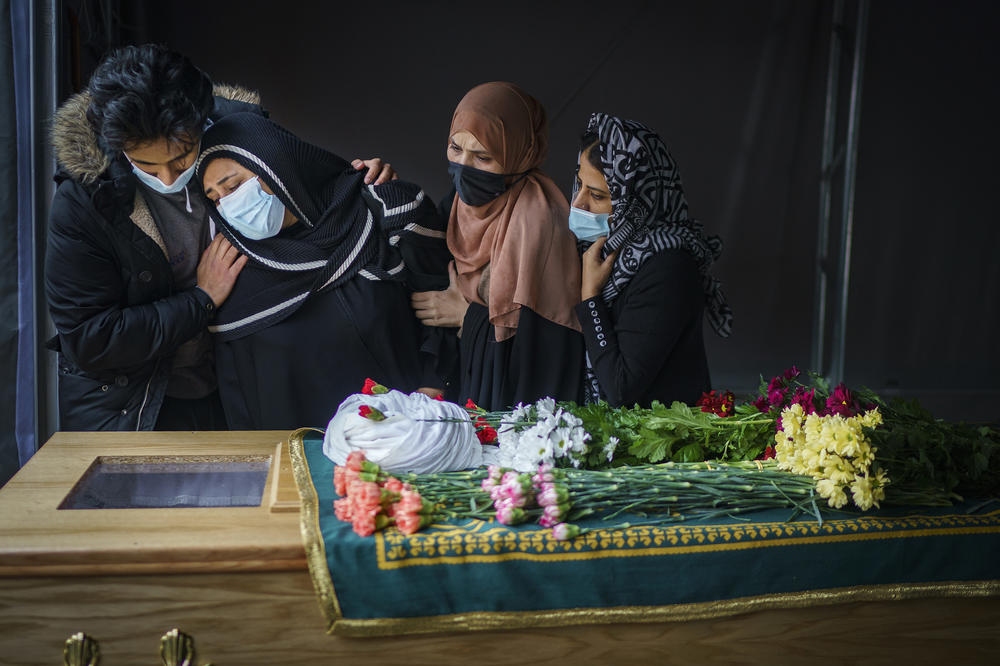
[0, 431, 997, 665]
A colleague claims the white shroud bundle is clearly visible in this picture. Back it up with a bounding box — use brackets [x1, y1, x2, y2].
[323, 390, 484, 473]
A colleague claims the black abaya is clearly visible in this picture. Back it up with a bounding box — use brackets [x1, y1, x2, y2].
[217, 278, 434, 429]
[456, 303, 584, 411]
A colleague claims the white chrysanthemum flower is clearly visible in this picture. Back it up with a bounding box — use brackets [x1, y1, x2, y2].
[535, 433, 555, 465]
[603, 436, 620, 462]
[497, 423, 519, 445]
[509, 402, 528, 421]
[536, 397, 557, 418]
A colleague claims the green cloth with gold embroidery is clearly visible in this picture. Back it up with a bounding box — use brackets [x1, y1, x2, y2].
[290, 433, 1000, 637]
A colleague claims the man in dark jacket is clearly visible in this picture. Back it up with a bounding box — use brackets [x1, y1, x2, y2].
[45, 44, 260, 431]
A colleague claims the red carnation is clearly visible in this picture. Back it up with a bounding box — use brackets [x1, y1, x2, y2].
[476, 426, 498, 444]
[358, 405, 386, 421]
[362, 378, 389, 395]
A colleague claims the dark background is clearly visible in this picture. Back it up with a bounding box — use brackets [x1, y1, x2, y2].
[62, 0, 1000, 421]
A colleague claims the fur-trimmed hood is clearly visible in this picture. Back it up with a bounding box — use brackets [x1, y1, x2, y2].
[50, 84, 262, 185]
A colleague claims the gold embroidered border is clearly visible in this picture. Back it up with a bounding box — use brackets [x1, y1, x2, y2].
[330, 580, 1000, 637]
[375, 510, 1000, 569]
[288, 428, 342, 632]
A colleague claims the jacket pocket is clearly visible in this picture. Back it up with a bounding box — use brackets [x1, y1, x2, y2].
[57, 359, 140, 431]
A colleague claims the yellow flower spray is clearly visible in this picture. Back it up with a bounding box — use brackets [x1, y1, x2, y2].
[774, 404, 889, 510]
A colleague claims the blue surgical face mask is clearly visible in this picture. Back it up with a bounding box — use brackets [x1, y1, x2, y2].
[217, 176, 286, 240]
[129, 159, 197, 194]
[568, 206, 610, 242]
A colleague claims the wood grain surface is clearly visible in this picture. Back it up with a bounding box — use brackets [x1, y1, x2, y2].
[0, 431, 305, 576]
[0, 571, 998, 665]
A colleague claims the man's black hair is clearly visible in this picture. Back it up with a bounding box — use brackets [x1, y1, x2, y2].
[579, 129, 603, 171]
[86, 43, 214, 155]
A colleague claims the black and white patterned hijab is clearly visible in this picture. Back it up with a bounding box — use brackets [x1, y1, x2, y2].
[582, 112, 733, 338]
[194, 113, 438, 341]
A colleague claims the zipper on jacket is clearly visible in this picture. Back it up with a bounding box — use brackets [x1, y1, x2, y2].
[135, 358, 160, 431]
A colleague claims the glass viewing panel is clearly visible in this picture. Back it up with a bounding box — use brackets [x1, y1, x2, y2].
[59, 456, 271, 509]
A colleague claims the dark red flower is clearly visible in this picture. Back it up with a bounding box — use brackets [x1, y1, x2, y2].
[718, 391, 735, 415]
[768, 387, 788, 408]
[696, 390, 735, 416]
[752, 395, 771, 414]
[476, 426, 498, 444]
[824, 383, 858, 417]
[782, 366, 801, 381]
[791, 387, 817, 414]
[695, 390, 718, 412]
[757, 445, 775, 460]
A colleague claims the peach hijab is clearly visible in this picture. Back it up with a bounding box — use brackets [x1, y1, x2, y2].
[446, 82, 582, 342]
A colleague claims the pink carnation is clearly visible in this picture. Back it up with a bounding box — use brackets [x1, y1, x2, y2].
[351, 481, 383, 510]
[345, 450, 367, 472]
[351, 509, 377, 537]
[539, 502, 570, 528]
[334, 498, 353, 521]
[397, 488, 426, 514]
[396, 511, 428, 535]
[537, 484, 569, 507]
[496, 504, 526, 525]
[334, 466, 348, 496]
[495, 492, 527, 509]
[551, 523, 581, 541]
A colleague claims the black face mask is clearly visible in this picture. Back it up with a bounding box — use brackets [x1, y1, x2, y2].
[447, 161, 514, 206]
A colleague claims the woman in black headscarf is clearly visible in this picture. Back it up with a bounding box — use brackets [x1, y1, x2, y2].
[569, 113, 733, 407]
[194, 112, 447, 429]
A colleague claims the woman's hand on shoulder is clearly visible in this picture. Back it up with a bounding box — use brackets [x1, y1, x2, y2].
[351, 158, 398, 185]
[411, 261, 469, 330]
[196, 234, 248, 307]
[581, 237, 617, 301]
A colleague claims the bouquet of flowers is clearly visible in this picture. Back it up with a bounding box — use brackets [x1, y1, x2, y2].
[330, 452, 822, 540]
[444, 367, 999, 506]
[324, 370, 999, 536]
[751, 367, 999, 504]
[332, 451, 438, 536]
[775, 404, 888, 510]
[491, 398, 591, 471]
